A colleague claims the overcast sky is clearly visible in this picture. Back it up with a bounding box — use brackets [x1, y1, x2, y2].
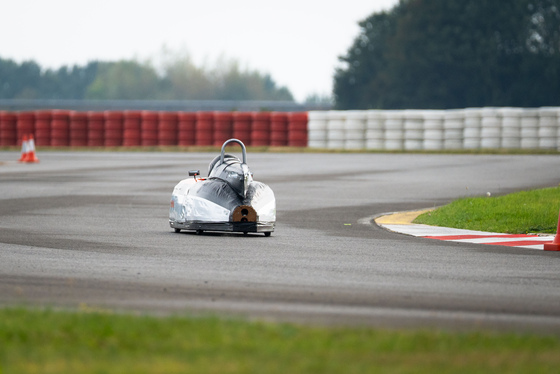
[1, 0, 398, 101]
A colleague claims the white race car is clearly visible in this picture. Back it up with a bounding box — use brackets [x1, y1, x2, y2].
[169, 139, 276, 236]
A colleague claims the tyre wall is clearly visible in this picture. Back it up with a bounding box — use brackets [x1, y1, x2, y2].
[307, 108, 560, 151]
[1, 108, 559, 150]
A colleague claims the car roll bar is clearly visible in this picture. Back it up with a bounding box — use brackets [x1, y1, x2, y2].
[220, 138, 247, 165]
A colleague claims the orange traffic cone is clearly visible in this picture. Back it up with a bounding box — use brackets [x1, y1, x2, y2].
[18, 134, 29, 162]
[544, 209, 560, 251]
[25, 134, 40, 163]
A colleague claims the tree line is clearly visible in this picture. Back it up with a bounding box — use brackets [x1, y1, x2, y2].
[0, 53, 293, 102]
[334, 0, 560, 109]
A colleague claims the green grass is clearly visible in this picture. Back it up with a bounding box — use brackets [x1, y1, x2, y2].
[1, 307, 560, 374]
[414, 186, 560, 234]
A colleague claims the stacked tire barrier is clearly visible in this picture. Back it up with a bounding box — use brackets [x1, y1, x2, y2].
[158, 112, 178, 146]
[213, 112, 233, 146]
[123, 111, 141, 146]
[17, 112, 35, 145]
[0, 110, 308, 148]
[251, 112, 271, 146]
[51, 110, 70, 146]
[177, 112, 196, 146]
[270, 112, 289, 146]
[307, 107, 560, 151]
[1, 108, 559, 150]
[70, 111, 88, 146]
[87, 112, 105, 146]
[0, 111, 17, 146]
[141, 111, 158, 146]
[35, 111, 52, 146]
[104, 111, 123, 147]
[288, 112, 308, 147]
[195, 112, 214, 146]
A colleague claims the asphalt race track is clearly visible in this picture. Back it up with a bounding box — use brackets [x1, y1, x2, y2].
[1, 151, 560, 334]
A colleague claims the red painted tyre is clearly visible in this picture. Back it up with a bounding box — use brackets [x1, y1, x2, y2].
[251, 112, 271, 131]
[232, 112, 252, 145]
[288, 112, 308, 132]
[123, 130, 141, 146]
[251, 131, 269, 146]
[270, 112, 288, 146]
[196, 112, 214, 131]
[195, 133, 213, 146]
[270, 133, 288, 146]
[141, 136, 158, 146]
[87, 112, 105, 146]
[251, 112, 271, 145]
[213, 112, 233, 132]
[213, 131, 233, 146]
[288, 112, 308, 147]
[51, 110, 70, 146]
[178, 112, 196, 146]
[34, 111, 52, 146]
[123, 111, 142, 146]
[104, 111, 123, 146]
[141, 111, 159, 131]
[270, 112, 288, 130]
[232, 112, 252, 131]
[17, 112, 35, 143]
[159, 112, 178, 131]
[158, 111, 178, 146]
[0, 111, 17, 146]
[141, 111, 158, 146]
[123, 111, 142, 130]
[288, 131, 308, 147]
[69, 111, 88, 146]
[195, 112, 214, 146]
[213, 112, 233, 146]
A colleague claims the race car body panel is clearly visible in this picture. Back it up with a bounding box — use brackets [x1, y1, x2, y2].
[169, 139, 275, 236]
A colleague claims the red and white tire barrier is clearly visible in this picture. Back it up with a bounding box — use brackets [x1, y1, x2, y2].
[1, 107, 558, 150]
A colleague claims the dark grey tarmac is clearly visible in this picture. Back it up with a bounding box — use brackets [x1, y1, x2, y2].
[1, 151, 560, 333]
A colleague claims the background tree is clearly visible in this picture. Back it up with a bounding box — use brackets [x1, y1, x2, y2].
[41, 62, 100, 100]
[212, 59, 292, 101]
[0, 58, 42, 99]
[334, 0, 560, 109]
[85, 60, 161, 100]
[158, 52, 293, 101]
[0, 51, 294, 101]
[158, 52, 213, 100]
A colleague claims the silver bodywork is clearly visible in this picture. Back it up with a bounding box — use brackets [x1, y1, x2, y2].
[169, 139, 276, 235]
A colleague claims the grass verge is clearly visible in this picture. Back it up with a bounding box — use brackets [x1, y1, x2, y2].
[1, 307, 560, 373]
[414, 186, 560, 234]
